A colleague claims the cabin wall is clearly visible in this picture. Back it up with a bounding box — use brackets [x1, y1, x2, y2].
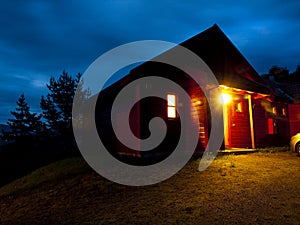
[253, 98, 269, 147]
[95, 64, 213, 162]
[137, 77, 210, 159]
[275, 102, 290, 145]
[288, 104, 300, 137]
[253, 99, 290, 147]
[95, 83, 142, 163]
[139, 95, 181, 160]
[188, 85, 209, 155]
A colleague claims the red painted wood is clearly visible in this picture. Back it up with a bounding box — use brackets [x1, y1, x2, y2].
[188, 85, 209, 153]
[227, 95, 252, 148]
[288, 104, 300, 137]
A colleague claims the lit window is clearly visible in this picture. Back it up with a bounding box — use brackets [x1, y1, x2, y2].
[282, 108, 287, 117]
[272, 106, 277, 115]
[234, 101, 243, 113]
[167, 94, 176, 118]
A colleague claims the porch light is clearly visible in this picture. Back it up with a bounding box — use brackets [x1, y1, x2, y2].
[196, 100, 203, 106]
[220, 93, 232, 104]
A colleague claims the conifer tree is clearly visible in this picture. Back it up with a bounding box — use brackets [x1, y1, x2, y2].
[7, 93, 42, 137]
[40, 71, 87, 136]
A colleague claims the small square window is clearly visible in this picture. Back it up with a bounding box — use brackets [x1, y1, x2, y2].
[282, 107, 287, 117]
[235, 102, 243, 113]
[272, 106, 277, 115]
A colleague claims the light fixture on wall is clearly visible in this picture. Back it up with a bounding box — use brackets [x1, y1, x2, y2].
[219, 93, 232, 104]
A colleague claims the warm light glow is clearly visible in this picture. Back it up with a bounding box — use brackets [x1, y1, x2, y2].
[167, 94, 176, 106]
[220, 93, 232, 104]
[268, 118, 275, 134]
[282, 108, 287, 117]
[167, 107, 176, 118]
[196, 100, 203, 105]
[167, 94, 176, 118]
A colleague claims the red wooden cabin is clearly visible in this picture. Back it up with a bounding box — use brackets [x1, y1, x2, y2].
[94, 24, 280, 163]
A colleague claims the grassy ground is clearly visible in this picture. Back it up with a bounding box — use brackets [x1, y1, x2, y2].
[0, 149, 300, 224]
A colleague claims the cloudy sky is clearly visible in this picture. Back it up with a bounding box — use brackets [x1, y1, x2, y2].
[1, 0, 300, 124]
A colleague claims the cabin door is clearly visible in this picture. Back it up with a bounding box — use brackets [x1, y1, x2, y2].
[223, 94, 252, 149]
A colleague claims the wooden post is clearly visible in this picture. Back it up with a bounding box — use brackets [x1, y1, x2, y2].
[248, 94, 255, 149]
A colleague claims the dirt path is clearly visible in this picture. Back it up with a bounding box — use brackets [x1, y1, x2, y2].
[1, 152, 300, 224]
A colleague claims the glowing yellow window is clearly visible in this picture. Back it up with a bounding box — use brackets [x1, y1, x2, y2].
[282, 107, 287, 117]
[167, 94, 176, 118]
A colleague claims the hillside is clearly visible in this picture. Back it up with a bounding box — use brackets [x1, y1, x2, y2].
[0, 150, 300, 224]
[0, 124, 12, 146]
[0, 137, 79, 187]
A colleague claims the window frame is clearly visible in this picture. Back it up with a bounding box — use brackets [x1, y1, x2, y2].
[167, 94, 177, 119]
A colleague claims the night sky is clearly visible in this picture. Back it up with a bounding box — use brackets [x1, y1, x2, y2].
[1, 0, 300, 124]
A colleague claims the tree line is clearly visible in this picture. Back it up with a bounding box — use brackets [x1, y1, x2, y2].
[262, 65, 300, 83]
[2, 70, 90, 143]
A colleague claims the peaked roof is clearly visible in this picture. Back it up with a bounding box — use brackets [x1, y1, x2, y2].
[178, 24, 269, 94]
[100, 24, 270, 96]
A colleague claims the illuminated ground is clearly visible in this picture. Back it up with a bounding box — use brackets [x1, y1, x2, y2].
[0, 150, 300, 224]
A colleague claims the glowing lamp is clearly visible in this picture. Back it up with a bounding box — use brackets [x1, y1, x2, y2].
[220, 93, 232, 104]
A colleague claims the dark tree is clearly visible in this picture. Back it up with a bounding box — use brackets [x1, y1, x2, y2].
[289, 65, 300, 82]
[266, 65, 300, 83]
[268, 65, 290, 82]
[7, 93, 42, 138]
[74, 72, 91, 103]
[40, 71, 87, 136]
[40, 94, 60, 133]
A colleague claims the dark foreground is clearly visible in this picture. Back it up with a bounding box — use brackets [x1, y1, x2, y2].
[0, 151, 300, 224]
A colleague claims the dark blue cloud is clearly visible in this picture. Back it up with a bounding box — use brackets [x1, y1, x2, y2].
[0, 0, 300, 123]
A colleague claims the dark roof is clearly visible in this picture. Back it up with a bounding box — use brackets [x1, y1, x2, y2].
[262, 78, 294, 103]
[178, 24, 269, 94]
[100, 24, 270, 96]
[129, 24, 269, 94]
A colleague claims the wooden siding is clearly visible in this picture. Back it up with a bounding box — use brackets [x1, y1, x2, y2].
[253, 99, 290, 147]
[188, 85, 209, 155]
[288, 104, 300, 137]
[253, 98, 269, 147]
[275, 102, 290, 145]
[227, 94, 252, 148]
